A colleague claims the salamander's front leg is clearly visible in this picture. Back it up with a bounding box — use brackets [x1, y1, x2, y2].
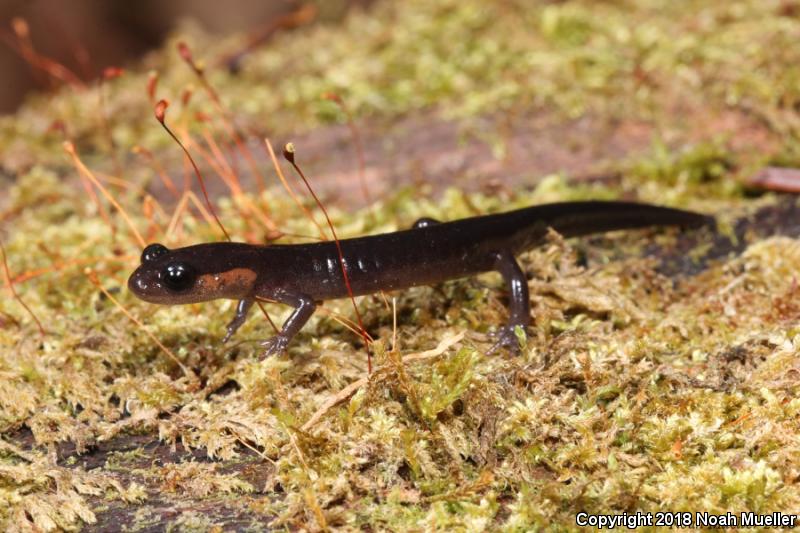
[489, 250, 530, 354]
[260, 290, 316, 358]
[222, 298, 254, 343]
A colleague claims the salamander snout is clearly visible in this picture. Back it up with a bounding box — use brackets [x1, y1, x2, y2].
[128, 243, 201, 304]
[127, 264, 166, 303]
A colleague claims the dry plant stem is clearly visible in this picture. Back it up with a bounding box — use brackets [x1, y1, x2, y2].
[210, 102, 268, 196]
[133, 146, 180, 199]
[204, 133, 271, 233]
[315, 305, 374, 341]
[141, 195, 163, 239]
[324, 93, 373, 212]
[84, 268, 193, 379]
[235, 436, 276, 465]
[218, 4, 318, 71]
[0, 236, 45, 337]
[36, 242, 62, 264]
[184, 132, 259, 237]
[75, 165, 116, 239]
[16, 234, 103, 282]
[164, 191, 219, 241]
[197, 129, 242, 193]
[264, 138, 327, 241]
[142, 193, 169, 222]
[0, 194, 56, 222]
[221, 136, 242, 183]
[258, 294, 371, 340]
[42, 10, 93, 80]
[63, 142, 146, 248]
[300, 331, 466, 432]
[59, 130, 115, 238]
[186, 131, 279, 241]
[2, 19, 85, 88]
[379, 290, 391, 312]
[253, 295, 369, 339]
[283, 144, 373, 371]
[192, 130, 279, 237]
[98, 78, 122, 177]
[92, 171, 141, 192]
[177, 42, 268, 196]
[154, 100, 231, 241]
[10, 255, 132, 285]
[392, 297, 398, 352]
[156, 102, 280, 334]
[257, 300, 280, 335]
[5, 19, 46, 88]
[146, 70, 158, 107]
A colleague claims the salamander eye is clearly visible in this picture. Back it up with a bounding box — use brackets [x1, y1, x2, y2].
[142, 243, 169, 264]
[161, 262, 196, 292]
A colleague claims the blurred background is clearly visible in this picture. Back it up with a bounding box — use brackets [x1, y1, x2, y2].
[3, 0, 798, 203]
[0, 0, 368, 113]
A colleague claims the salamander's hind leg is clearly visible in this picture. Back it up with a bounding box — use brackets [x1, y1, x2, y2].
[412, 217, 441, 229]
[222, 298, 254, 343]
[260, 290, 316, 358]
[488, 250, 530, 354]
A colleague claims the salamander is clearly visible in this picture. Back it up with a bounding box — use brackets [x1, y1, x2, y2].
[127, 200, 712, 355]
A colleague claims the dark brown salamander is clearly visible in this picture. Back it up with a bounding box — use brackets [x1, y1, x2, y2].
[127, 201, 712, 355]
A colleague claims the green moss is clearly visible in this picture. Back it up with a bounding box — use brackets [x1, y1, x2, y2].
[3, 0, 800, 182]
[4, 0, 800, 530]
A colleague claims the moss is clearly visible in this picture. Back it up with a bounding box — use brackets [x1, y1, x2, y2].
[2, 0, 799, 179]
[4, 0, 800, 530]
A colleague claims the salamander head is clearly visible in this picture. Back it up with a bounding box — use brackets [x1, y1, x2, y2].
[128, 243, 258, 304]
